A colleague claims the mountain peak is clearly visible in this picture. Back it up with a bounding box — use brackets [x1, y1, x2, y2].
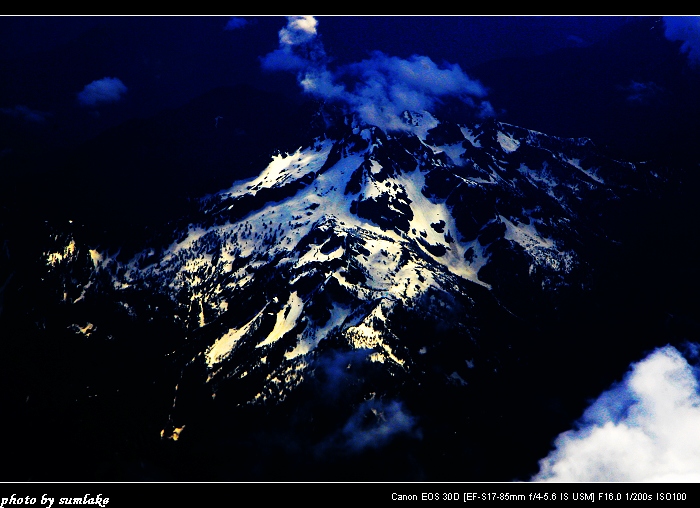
[14, 101, 675, 480]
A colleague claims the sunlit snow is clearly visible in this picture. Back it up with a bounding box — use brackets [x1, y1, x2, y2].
[205, 307, 267, 368]
[256, 291, 304, 348]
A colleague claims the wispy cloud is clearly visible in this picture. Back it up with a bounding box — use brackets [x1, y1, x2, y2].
[261, 16, 493, 132]
[314, 396, 421, 457]
[341, 398, 420, 452]
[311, 348, 371, 401]
[533, 344, 700, 482]
[308, 349, 421, 455]
[0, 104, 51, 123]
[663, 16, 700, 66]
[77, 77, 128, 107]
[224, 17, 248, 31]
[619, 80, 664, 104]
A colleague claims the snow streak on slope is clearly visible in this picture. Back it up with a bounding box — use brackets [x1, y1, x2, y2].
[256, 291, 304, 349]
[206, 307, 267, 368]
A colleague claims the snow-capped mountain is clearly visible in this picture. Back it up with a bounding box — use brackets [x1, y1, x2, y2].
[12, 103, 674, 480]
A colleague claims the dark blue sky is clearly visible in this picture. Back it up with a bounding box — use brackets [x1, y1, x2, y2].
[1, 16, 699, 167]
[0, 16, 630, 135]
[0, 16, 628, 66]
[316, 16, 628, 67]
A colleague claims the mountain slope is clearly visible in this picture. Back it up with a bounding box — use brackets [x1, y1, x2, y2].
[0, 103, 684, 480]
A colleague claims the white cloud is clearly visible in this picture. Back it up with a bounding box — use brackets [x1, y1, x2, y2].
[663, 16, 700, 66]
[77, 77, 128, 107]
[261, 16, 492, 132]
[533, 344, 700, 482]
[279, 15, 317, 46]
[344, 52, 486, 99]
[335, 52, 489, 131]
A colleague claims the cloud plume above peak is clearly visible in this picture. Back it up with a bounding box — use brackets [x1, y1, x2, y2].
[262, 16, 493, 132]
[533, 344, 700, 482]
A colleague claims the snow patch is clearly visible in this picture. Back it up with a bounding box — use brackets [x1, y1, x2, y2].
[397, 170, 489, 288]
[257, 291, 304, 348]
[497, 131, 520, 153]
[460, 126, 480, 147]
[46, 239, 77, 266]
[206, 307, 267, 368]
[499, 215, 575, 273]
[68, 322, 95, 337]
[89, 249, 103, 268]
[500, 215, 554, 250]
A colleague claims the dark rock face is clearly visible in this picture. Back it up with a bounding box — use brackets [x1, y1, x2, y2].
[354, 190, 413, 234]
[0, 103, 691, 481]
